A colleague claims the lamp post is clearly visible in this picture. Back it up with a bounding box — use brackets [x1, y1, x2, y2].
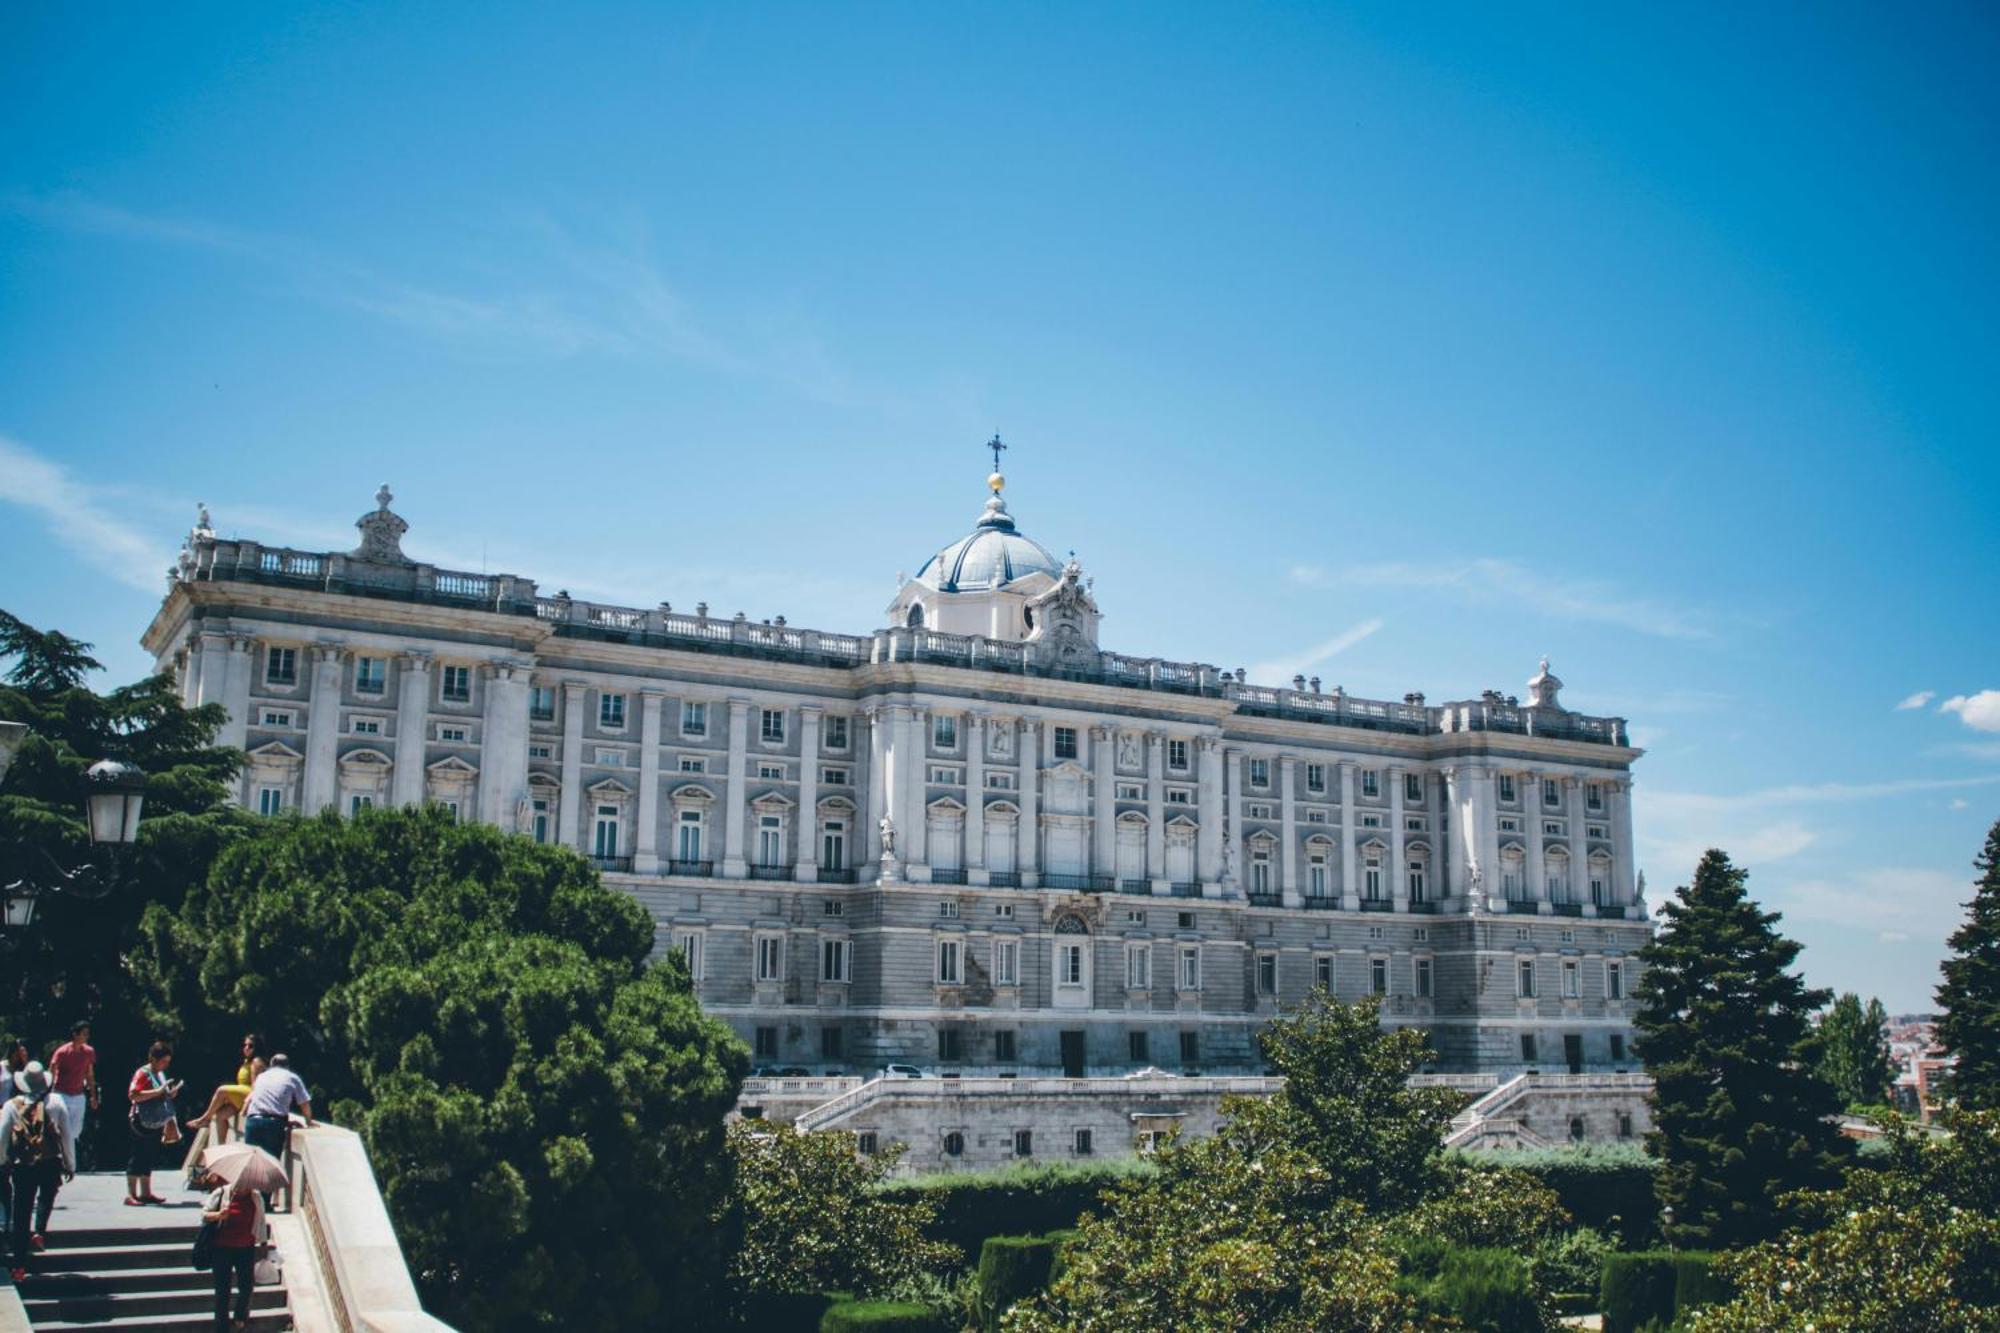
[1661, 1204, 1676, 1255]
[0, 753, 147, 944]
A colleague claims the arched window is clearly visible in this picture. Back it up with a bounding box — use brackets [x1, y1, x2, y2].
[906, 602, 925, 628]
[1568, 1116, 1586, 1144]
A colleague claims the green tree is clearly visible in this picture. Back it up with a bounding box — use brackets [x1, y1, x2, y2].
[1634, 850, 1851, 1248]
[1688, 1110, 2000, 1332]
[1815, 992, 1894, 1111]
[722, 1121, 959, 1305]
[1937, 818, 2000, 1111]
[0, 610, 250, 1114]
[137, 805, 749, 1332]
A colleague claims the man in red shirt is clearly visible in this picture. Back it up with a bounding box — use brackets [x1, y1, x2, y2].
[46, 1021, 97, 1174]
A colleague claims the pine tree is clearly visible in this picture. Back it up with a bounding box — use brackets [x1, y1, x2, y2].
[1815, 992, 1895, 1111]
[1936, 817, 2000, 1111]
[1634, 849, 1851, 1248]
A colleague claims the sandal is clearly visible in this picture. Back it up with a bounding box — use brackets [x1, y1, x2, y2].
[143, 1193, 168, 1204]
[123, 1196, 147, 1206]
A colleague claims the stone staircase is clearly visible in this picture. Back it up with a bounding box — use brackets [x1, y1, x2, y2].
[12, 1176, 289, 1331]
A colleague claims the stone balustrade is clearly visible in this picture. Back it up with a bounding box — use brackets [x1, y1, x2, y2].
[288, 1124, 458, 1333]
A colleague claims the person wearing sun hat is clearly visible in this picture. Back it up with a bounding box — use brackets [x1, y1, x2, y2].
[3, 1062, 75, 1280]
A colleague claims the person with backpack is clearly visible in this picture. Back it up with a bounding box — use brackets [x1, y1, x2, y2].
[3, 1062, 75, 1282]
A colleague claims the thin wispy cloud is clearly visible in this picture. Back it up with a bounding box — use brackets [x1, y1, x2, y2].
[1290, 557, 1714, 641]
[1248, 617, 1385, 686]
[1941, 690, 2000, 733]
[0, 435, 171, 594]
[1768, 865, 1971, 943]
[1897, 690, 1936, 710]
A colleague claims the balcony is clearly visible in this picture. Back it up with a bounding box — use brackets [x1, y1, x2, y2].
[1301, 896, 1340, 911]
[1596, 904, 1628, 920]
[748, 864, 795, 882]
[1406, 900, 1440, 915]
[1359, 899, 1392, 913]
[1246, 892, 1283, 908]
[988, 871, 1022, 888]
[931, 868, 969, 886]
[1504, 899, 1539, 915]
[591, 855, 633, 873]
[1117, 879, 1152, 896]
[667, 859, 714, 878]
[816, 867, 858, 884]
[1042, 873, 1114, 893]
[1552, 902, 1584, 918]
[1168, 881, 1201, 899]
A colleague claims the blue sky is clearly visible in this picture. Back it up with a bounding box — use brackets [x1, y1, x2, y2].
[2, 4, 1995, 1011]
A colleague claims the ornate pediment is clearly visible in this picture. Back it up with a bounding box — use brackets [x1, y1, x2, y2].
[351, 484, 411, 565]
[1022, 557, 1101, 668]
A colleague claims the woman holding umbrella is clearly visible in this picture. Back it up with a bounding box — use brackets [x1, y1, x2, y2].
[199, 1141, 285, 1332]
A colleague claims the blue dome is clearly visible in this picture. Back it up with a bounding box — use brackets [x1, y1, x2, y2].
[914, 495, 1064, 592]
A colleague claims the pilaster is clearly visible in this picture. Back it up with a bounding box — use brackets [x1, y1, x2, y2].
[1146, 732, 1167, 893]
[794, 706, 821, 879]
[864, 708, 888, 881]
[1566, 775, 1589, 914]
[1338, 759, 1359, 911]
[1524, 769, 1547, 908]
[722, 697, 750, 877]
[392, 654, 431, 809]
[1091, 725, 1117, 879]
[1279, 755, 1300, 907]
[558, 680, 587, 848]
[1217, 746, 1241, 900]
[1196, 737, 1223, 886]
[1611, 777, 1636, 906]
[477, 661, 531, 832]
[966, 714, 988, 882]
[635, 690, 665, 873]
[300, 644, 346, 815]
[1018, 719, 1040, 886]
[1389, 764, 1408, 911]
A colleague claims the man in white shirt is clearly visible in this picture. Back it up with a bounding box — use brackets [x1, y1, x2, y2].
[241, 1054, 313, 1160]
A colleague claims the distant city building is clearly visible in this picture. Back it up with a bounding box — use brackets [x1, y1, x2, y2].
[144, 464, 1652, 1092]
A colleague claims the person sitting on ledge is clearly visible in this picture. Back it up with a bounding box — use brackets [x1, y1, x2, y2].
[186, 1032, 267, 1145]
[241, 1053, 313, 1161]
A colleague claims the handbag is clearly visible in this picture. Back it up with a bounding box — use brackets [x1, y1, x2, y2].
[191, 1219, 218, 1272]
[132, 1070, 174, 1130]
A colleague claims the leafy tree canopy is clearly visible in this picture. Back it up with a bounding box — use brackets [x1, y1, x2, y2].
[1635, 849, 1851, 1248]
[1815, 992, 1895, 1112]
[1937, 818, 2000, 1111]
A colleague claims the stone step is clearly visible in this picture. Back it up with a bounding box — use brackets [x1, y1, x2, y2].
[32, 1309, 289, 1332]
[42, 1224, 201, 1250]
[22, 1240, 193, 1272]
[25, 1282, 287, 1322]
[20, 1266, 215, 1296]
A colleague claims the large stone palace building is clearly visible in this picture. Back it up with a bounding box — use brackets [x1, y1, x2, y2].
[143, 469, 1651, 1080]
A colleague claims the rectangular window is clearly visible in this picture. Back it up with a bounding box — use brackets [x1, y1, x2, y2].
[681, 701, 707, 735]
[1370, 957, 1388, 996]
[1013, 1129, 1033, 1158]
[1361, 769, 1380, 798]
[1305, 763, 1326, 793]
[1607, 962, 1624, 1000]
[1073, 1128, 1093, 1156]
[529, 685, 556, 720]
[1178, 910, 1195, 929]
[1165, 787, 1192, 804]
[756, 936, 784, 983]
[928, 765, 961, 784]
[757, 815, 783, 867]
[679, 756, 707, 773]
[1178, 946, 1200, 992]
[1053, 726, 1078, 760]
[822, 822, 847, 871]
[351, 717, 381, 735]
[673, 931, 703, 980]
[1118, 782, 1143, 800]
[1544, 778, 1561, 807]
[1364, 853, 1384, 900]
[1179, 1030, 1200, 1066]
[1315, 956, 1333, 991]
[1498, 773, 1517, 803]
[933, 714, 957, 749]
[822, 938, 849, 983]
[438, 725, 468, 743]
[1610, 1033, 1627, 1062]
[265, 647, 297, 686]
[760, 708, 786, 744]
[994, 939, 1020, 987]
[938, 900, 960, 918]
[677, 812, 703, 862]
[528, 743, 553, 760]
[1059, 941, 1085, 987]
[821, 1026, 843, 1060]
[1563, 959, 1580, 998]
[1000, 904, 1018, 919]
[1416, 958, 1434, 998]
[754, 1026, 778, 1059]
[1126, 943, 1151, 989]
[823, 715, 849, 749]
[1167, 738, 1189, 771]
[1250, 853, 1272, 894]
[260, 708, 294, 727]
[596, 748, 629, 767]
[256, 786, 283, 816]
[1518, 960, 1538, 998]
[1308, 856, 1329, 896]
[823, 899, 844, 918]
[349, 794, 373, 816]
[994, 1030, 1017, 1062]
[1257, 953, 1278, 996]
[1588, 783, 1604, 810]
[1248, 802, 1274, 819]
[1129, 1031, 1149, 1063]
[1248, 757, 1270, 788]
[759, 762, 785, 780]
[440, 665, 471, 702]
[354, 656, 385, 693]
[821, 766, 850, 785]
[599, 693, 627, 730]
[988, 772, 1017, 791]
[937, 939, 962, 984]
[593, 805, 620, 859]
[938, 1028, 963, 1062]
[529, 798, 551, 844]
[1520, 1034, 1538, 1063]
[1405, 772, 1424, 803]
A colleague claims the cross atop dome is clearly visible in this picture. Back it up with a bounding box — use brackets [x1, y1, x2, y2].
[986, 433, 1008, 494]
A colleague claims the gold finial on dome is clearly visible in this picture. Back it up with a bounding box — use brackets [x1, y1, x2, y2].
[988, 471, 1006, 493]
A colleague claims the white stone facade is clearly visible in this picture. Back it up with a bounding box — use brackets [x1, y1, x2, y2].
[144, 476, 1653, 1078]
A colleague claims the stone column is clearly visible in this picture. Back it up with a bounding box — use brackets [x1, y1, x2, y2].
[1445, 766, 1469, 907]
[635, 690, 666, 873]
[966, 714, 988, 882]
[219, 637, 252, 753]
[192, 632, 230, 715]
[902, 706, 928, 871]
[722, 697, 750, 877]
[392, 654, 431, 808]
[1433, 767, 1454, 898]
[1389, 764, 1408, 910]
[300, 645, 345, 814]
[1473, 767, 1502, 910]
[1611, 777, 1636, 905]
[863, 708, 888, 881]
[1338, 760, 1359, 911]
[1091, 725, 1116, 882]
[1279, 755, 1300, 906]
[1196, 737, 1223, 886]
[1146, 733, 1167, 893]
[558, 680, 587, 848]
[794, 705, 821, 880]
[1524, 769, 1547, 908]
[1018, 719, 1040, 886]
[478, 661, 531, 832]
[1217, 746, 1241, 900]
[1567, 776, 1589, 914]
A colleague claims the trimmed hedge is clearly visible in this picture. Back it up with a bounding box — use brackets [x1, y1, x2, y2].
[975, 1232, 1071, 1331]
[1456, 1145, 1659, 1246]
[737, 1290, 850, 1332]
[1398, 1246, 1543, 1333]
[820, 1300, 957, 1333]
[1599, 1251, 1726, 1333]
[877, 1160, 1153, 1259]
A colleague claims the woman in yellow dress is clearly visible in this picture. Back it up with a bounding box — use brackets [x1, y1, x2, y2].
[185, 1034, 266, 1144]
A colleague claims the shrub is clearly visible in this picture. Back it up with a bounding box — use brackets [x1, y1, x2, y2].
[1600, 1251, 1724, 1333]
[1458, 1145, 1659, 1247]
[1400, 1247, 1547, 1333]
[1530, 1226, 1611, 1299]
[1672, 1252, 1730, 1316]
[735, 1290, 847, 1332]
[819, 1300, 957, 1333]
[876, 1160, 1154, 1260]
[974, 1233, 1067, 1331]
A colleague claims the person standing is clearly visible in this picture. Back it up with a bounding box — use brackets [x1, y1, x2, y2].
[46, 1021, 96, 1173]
[0, 1039, 27, 1102]
[125, 1041, 181, 1207]
[4, 1064, 75, 1283]
[200, 1170, 263, 1333]
[241, 1054, 313, 1161]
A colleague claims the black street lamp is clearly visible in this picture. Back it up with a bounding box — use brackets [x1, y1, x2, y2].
[0, 752, 148, 943]
[84, 758, 148, 846]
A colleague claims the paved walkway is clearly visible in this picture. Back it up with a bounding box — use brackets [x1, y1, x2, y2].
[28, 1170, 210, 1240]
